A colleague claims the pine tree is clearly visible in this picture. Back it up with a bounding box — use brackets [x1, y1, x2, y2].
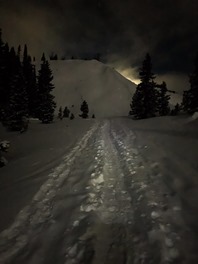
[130, 87, 145, 119]
[0, 31, 30, 128]
[17, 45, 21, 59]
[80, 100, 89, 118]
[0, 31, 11, 122]
[31, 66, 39, 117]
[63, 106, 70, 118]
[182, 54, 198, 114]
[22, 44, 37, 117]
[0, 29, 6, 121]
[171, 103, 180, 116]
[130, 53, 158, 119]
[157, 82, 170, 116]
[6, 50, 29, 130]
[37, 60, 56, 123]
[7, 73, 29, 130]
[58, 106, 63, 119]
[41, 52, 46, 62]
[70, 113, 74, 120]
[1, 46, 22, 124]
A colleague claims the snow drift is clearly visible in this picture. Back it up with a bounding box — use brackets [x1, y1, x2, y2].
[191, 112, 198, 121]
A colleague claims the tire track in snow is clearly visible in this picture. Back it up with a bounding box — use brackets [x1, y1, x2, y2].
[64, 120, 134, 264]
[0, 122, 99, 264]
[110, 120, 185, 263]
[62, 119, 177, 264]
[1, 119, 192, 264]
[91, 120, 133, 225]
[90, 120, 134, 264]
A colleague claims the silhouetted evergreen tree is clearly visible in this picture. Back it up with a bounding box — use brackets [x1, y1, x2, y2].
[130, 53, 158, 119]
[130, 89, 144, 119]
[49, 53, 58, 60]
[0, 30, 36, 128]
[70, 113, 74, 120]
[37, 60, 56, 123]
[7, 75, 29, 130]
[1, 46, 23, 124]
[157, 82, 170, 116]
[31, 66, 40, 117]
[58, 106, 63, 119]
[0, 29, 6, 121]
[0, 31, 14, 123]
[80, 100, 89, 118]
[49, 53, 54, 60]
[171, 103, 180, 116]
[17, 45, 21, 59]
[6, 49, 29, 130]
[22, 44, 37, 117]
[182, 54, 198, 114]
[41, 52, 46, 62]
[63, 106, 70, 118]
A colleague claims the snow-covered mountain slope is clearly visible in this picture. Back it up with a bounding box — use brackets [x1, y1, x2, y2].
[35, 59, 182, 117]
[46, 60, 137, 117]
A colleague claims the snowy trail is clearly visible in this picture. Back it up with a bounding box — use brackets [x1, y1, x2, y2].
[64, 120, 185, 264]
[0, 122, 99, 263]
[0, 119, 197, 264]
[74, 120, 134, 264]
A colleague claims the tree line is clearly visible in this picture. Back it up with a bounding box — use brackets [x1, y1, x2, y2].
[49, 52, 101, 61]
[57, 101, 95, 120]
[0, 29, 96, 132]
[130, 53, 198, 119]
[1, 27, 197, 128]
[0, 29, 56, 130]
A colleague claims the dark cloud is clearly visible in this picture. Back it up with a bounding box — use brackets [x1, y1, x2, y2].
[0, 0, 197, 90]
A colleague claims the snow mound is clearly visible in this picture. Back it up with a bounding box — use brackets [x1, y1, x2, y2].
[191, 112, 198, 121]
[185, 112, 198, 126]
[36, 60, 136, 117]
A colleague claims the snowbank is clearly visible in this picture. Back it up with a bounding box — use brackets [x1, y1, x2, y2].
[0, 119, 94, 231]
[191, 112, 198, 121]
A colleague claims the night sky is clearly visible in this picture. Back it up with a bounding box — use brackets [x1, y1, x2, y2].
[0, 0, 197, 91]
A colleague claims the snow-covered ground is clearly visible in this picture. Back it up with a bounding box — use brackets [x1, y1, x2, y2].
[0, 119, 94, 231]
[0, 115, 198, 264]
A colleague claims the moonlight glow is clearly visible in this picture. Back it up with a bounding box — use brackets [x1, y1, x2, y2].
[116, 68, 140, 85]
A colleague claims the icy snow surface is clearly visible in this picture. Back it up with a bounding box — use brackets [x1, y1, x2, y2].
[0, 116, 198, 264]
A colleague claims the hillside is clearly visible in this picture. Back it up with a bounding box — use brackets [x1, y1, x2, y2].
[42, 60, 137, 117]
[35, 59, 182, 117]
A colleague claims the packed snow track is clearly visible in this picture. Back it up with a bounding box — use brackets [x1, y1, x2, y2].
[0, 119, 197, 264]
